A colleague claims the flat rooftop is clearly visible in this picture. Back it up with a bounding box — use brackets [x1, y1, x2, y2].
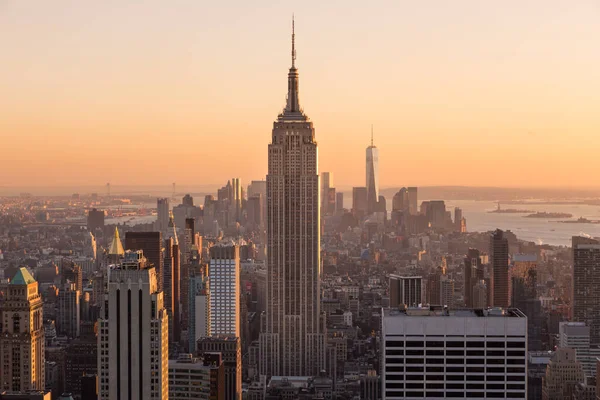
[384, 307, 526, 318]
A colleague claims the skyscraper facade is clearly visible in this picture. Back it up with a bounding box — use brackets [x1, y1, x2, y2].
[208, 242, 240, 337]
[125, 231, 164, 291]
[407, 187, 418, 215]
[259, 20, 325, 377]
[572, 236, 600, 344]
[156, 197, 170, 232]
[97, 251, 169, 400]
[352, 187, 368, 219]
[0, 268, 45, 392]
[321, 172, 333, 214]
[365, 133, 379, 215]
[57, 282, 81, 338]
[491, 229, 510, 308]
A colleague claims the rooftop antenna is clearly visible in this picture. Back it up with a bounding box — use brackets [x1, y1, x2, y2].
[291, 14, 296, 68]
[371, 124, 374, 147]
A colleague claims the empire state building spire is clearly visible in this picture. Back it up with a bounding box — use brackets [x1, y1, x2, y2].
[282, 16, 304, 119]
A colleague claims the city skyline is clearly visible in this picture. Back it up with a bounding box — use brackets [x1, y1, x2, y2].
[2, 1, 600, 188]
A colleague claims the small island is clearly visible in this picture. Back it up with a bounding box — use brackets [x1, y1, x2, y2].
[557, 217, 600, 224]
[524, 212, 573, 219]
[489, 203, 534, 214]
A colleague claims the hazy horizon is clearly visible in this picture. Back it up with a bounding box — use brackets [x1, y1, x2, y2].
[2, 1, 599, 188]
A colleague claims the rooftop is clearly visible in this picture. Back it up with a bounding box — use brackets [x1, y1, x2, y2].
[384, 306, 526, 318]
[10, 267, 36, 285]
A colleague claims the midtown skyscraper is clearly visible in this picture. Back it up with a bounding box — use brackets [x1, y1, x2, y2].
[259, 19, 325, 377]
[365, 127, 379, 215]
[572, 236, 600, 344]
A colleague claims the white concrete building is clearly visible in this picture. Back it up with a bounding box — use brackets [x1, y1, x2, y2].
[382, 307, 527, 399]
[98, 250, 168, 400]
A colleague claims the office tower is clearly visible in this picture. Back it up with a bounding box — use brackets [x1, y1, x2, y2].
[168, 353, 224, 400]
[464, 248, 485, 308]
[425, 271, 441, 305]
[382, 307, 527, 400]
[57, 283, 81, 338]
[208, 242, 240, 337]
[352, 187, 368, 219]
[472, 280, 488, 309]
[366, 128, 379, 215]
[198, 337, 241, 400]
[528, 351, 553, 400]
[542, 348, 585, 400]
[454, 207, 462, 232]
[247, 180, 267, 198]
[180, 218, 201, 334]
[231, 178, 242, 223]
[64, 322, 97, 398]
[86, 209, 104, 233]
[392, 187, 408, 212]
[559, 322, 600, 377]
[246, 194, 263, 230]
[188, 268, 210, 353]
[259, 19, 325, 378]
[97, 251, 168, 400]
[491, 229, 510, 308]
[407, 187, 418, 215]
[335, 192, 344, 213]
[440, 276, 455, 307]
[572, 236, 600, 344]
[360, 370, 380, 400]
[512, 254, 542, 351]
[61, 262, 83, 294]
[163, 213, 181, 343]
[327, 187, 336, 215]
[425, 200, 446, 229]
[321, 172, 333, 213]
[156, 197, 170, 232]
[125, 231, 163, 291]
[389, 275, 422, 307]
[182, 194, 193, 207]
[0, 268, 45, 392]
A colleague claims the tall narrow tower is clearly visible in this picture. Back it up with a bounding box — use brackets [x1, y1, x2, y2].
[259, 18, 325, 377]
[0, 268, 45, 392]
[366, 126, 379, 215]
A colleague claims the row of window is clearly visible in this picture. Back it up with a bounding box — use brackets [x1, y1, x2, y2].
[386, 366, 525, 374]
[386, 382, 525, 390]
[386, 349, 525, 356]
[385, 391, 525, 398]
[386, 340, 525, 348]
[386, 357, 525, 365]
[386, 374, 526, 382]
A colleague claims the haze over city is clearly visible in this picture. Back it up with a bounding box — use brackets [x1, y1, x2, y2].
[2, 0, 600, 189]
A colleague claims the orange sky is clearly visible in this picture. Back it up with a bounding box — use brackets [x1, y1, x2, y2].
[1, 1, 599, 190]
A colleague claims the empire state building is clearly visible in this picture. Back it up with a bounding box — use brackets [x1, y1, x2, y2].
[259, 19, 325, 377]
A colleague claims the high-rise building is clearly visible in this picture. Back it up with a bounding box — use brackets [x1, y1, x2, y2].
[392, 187, 408, 212]
[558, 322, 600, 377]
[335, 192, 344, 213]
[352, 187, 368, 219]
[259, 19, 325, 378]
[440, 276, 455, 308]
[163, 213, 181, 343]
[125, 231, 163, 291]
[246, 194, 263, 230]
[156, 197, 170, 232]
[454, 207, 463, 232]
[61, 262, 83, 294]
[64, 322, 97, 399]
[0, 268, 45, 392]
[321, 172, 333, 214]
[407, 187, 418, 215]
[464, 248, 484, 307]
[382, 307, 527, 400]
[491, 229, 510, 308]
[512, 254, 542, 351]
[168, 353, 224, 400]
[97, 251, 168, 400]
[209, 242, 239, 337]
[57, 283, 80, 338]
[472, 280, 488, 309]
[572, 236, 600, 344]
[542, 347, 585, 400]
[366, 128, 379, 215]
[198, 337, 241, 400]
[425, 200, 447, 229]
[389, 275, 422, 307]
[86, 209, 105, 233]
[188, 268, 210, 353]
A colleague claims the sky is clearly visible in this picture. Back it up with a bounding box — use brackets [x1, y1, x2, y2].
[1, 0, 599, 191]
